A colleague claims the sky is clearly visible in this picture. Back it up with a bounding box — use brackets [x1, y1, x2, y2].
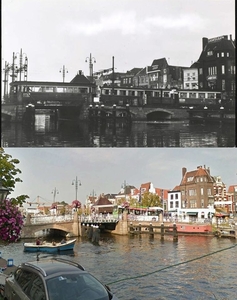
[3, 148, 237, 206]
[2, 0, 235, 83]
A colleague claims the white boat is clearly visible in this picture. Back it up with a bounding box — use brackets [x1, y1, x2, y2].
[23, 239, 76, 253]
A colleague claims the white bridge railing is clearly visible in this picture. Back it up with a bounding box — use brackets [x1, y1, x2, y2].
[27, 214, 74, 224]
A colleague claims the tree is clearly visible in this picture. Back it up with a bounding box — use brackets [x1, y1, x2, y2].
[0, 148, 29, 206]
[0, 148, 28, 242]
[141, 192, 162, 208]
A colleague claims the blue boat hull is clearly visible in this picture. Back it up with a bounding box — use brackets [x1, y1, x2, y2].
[23, 239, 76, 253]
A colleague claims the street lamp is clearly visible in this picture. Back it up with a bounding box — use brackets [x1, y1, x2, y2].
[51, 187, 59, 202]
[59, 65, 68, 82]
[85, 53, 96, 79]
[0, 179, 10, 201]
[72, 176, 81, 200]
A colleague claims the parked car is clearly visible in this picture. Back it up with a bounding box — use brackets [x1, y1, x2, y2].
[4, 257, 119, 300]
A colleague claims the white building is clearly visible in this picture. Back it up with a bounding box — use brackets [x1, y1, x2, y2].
[183, 68, 199, 89]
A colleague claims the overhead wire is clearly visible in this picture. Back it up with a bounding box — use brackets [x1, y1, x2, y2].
[106, 243, 237, 285]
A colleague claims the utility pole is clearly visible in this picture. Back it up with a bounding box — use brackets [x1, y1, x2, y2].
[59, 65, 68, 82]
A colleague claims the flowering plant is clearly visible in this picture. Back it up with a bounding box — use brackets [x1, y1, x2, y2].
[72, 200, 81, 209]
[0, 198, 24, 242]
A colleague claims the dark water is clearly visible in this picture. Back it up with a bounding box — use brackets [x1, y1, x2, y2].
[1, 234, 236, 299]
[1, 114, 235, 147]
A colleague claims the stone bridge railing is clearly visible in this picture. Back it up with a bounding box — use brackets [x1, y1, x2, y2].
[26, 214, 74, 224]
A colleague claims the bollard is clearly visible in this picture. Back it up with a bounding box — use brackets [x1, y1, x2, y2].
[173, 223, 178, 241]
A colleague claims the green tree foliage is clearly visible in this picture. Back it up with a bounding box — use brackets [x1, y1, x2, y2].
[141, 191, 162, 207]
[0, 148, 29, 206]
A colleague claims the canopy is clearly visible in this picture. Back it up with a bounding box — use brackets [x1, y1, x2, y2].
[186, 212, 198, 216]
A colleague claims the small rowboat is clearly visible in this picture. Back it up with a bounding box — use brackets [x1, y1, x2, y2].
[23, 239, 76, 253]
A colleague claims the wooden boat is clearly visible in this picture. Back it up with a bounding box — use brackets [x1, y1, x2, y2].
[23, 239, 76, 253]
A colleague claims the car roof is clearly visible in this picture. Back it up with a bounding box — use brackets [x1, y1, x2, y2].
[21, 258, 85, 277]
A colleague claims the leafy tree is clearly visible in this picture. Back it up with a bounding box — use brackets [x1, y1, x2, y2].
[0, 148, 29, 206]
[141, 191, 162, 208]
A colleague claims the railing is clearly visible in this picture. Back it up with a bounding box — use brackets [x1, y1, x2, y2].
[27, 214, 74, 224]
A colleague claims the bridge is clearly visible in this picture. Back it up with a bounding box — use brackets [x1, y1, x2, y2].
[21, 214, 120, 238]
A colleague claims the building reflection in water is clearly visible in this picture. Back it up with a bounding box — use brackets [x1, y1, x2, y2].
[1, 113, 235, 147]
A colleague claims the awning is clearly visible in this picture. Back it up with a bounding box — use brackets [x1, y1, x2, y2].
[186, 212, 198, 216]
[215, 213, 229, 217]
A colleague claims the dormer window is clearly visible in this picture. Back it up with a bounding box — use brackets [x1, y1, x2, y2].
[207, 51, 213, 56]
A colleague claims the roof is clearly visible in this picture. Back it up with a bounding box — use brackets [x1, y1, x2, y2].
[94, 196, 113, 206]
[151, 57, 168, 68]
[70, 73, 93, 85]
[198, 35, 235, 62]
[227, 185, 237, 193]
[180, 166, 214, 185]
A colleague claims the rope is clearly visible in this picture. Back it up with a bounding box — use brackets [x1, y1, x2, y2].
[106, 243, 237, 285]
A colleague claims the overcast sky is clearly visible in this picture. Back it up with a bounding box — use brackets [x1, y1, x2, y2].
[2, 0, 235, 82]
[4, 148, 237, 206]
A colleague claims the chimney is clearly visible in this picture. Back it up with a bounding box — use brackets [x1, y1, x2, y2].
[207, 167, 210, 175]
[230, 34, 232, 41]
[202, 37, 208, 50]
[182, 167, 187, 178]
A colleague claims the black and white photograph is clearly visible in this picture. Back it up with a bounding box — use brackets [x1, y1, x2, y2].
[1, 1, 237, 300]
[1, 0, 235, 147]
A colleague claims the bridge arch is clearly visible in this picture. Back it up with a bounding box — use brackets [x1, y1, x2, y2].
[145, 108, 173, 121]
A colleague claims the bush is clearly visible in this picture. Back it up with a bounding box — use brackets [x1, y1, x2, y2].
[0, 199, 24, 242]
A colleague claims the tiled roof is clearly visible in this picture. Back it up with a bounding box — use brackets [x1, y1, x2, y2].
[181, 167, 213, 185]
[94, 196, 113, 206]
[227, 185, 237, 193]
[140, 182, 151, 191]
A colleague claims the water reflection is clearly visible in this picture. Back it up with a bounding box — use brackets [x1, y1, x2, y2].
[1, 113, 235, 147]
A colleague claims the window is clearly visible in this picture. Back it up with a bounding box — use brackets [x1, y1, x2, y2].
[189, 93, 197, 98]
[175, 193, 178, 199]
[222, 65, 225, 74]
[170, 201, 173, 208]
[201, 199, 204, 208]
[230, 65, 235, 74]
[227, 52, 229, 57]
[207, 93, 215, 99]
[221, 52, 224, 57]
[222, 80, 225, 91]
[217, 53, 219, 57]
[171, 194, 174, 200]
[186, 83, 190, 88]
[190, 200, 197, 208]
[201, 188, 204, 195]
[175, 201, 179, 208]
[207, 51, 213, 56]
[199, 68, 203, 75]
[189, 189, 196, 196]
[198, 93, 205, 99]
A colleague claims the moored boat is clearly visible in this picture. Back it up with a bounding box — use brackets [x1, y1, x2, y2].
[167, 223, 212, 235]
[23, 239, 76, 253]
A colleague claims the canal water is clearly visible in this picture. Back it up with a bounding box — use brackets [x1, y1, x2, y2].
[0, 234, 236, 299]
[1, 114, 235, 147]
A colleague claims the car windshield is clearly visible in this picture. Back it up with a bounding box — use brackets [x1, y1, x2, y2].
[46, 273, 110, 300]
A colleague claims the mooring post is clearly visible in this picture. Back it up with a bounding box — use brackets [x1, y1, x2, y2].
[173, 223, 178, 241]
[149, 223, 154, 236]
[161, 223, 164, 240]
[138, 223, 141, 234]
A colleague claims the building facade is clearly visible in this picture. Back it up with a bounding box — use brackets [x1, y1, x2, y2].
[192, 35, 235, 99]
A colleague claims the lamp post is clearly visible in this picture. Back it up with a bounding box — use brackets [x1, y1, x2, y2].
[234, 186, 237, 220]
[0, 179, 9, 201]
[59, 65, 68, 82]
[72, 176, 81, 200]
[51, 187, 59, 202]
[85, 53, 96, 79]
[121, 180, 127, 202]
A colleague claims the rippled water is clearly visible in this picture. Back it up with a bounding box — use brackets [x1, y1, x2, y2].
[1, 114, 235, 147]
[1, 234, 236, 299]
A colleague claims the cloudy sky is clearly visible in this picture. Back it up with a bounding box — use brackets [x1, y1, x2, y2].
[4, 148, 237, 206]
[2, 0, 235, 82]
